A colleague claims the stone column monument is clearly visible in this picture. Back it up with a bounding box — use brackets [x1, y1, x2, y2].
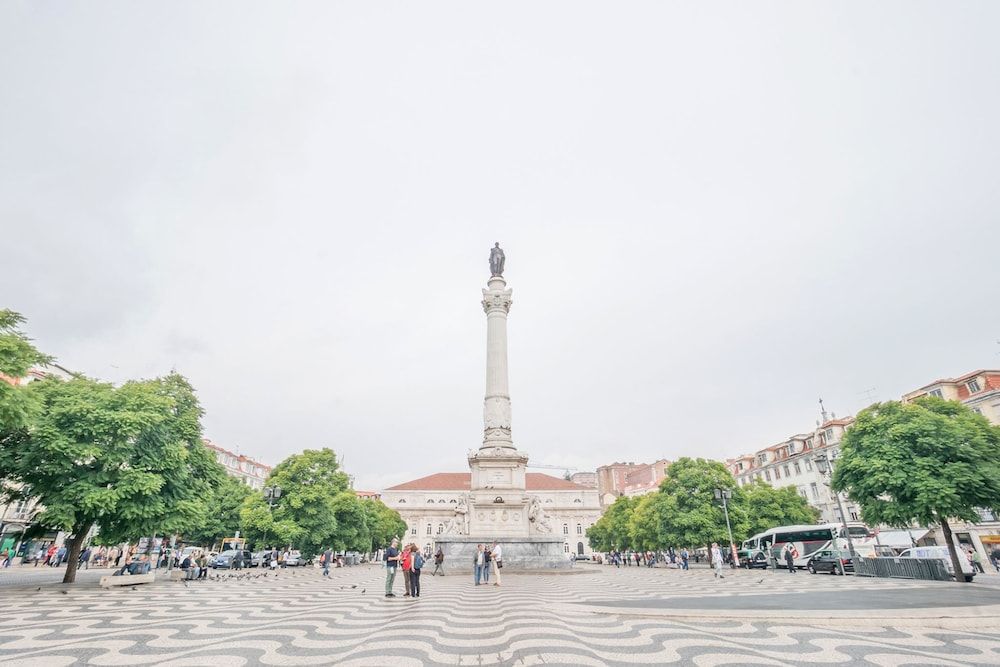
[434, 244, 568, 569]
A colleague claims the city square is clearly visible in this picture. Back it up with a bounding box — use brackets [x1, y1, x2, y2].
[4, 2, 1000, 666]
[2, 564, 1000, 665]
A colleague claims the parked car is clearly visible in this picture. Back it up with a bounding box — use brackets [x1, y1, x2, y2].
[807, 549, 853, 574]
[211, 549, 253, 569]
[898, 546, 975, 582]
[284, 550, 304, 567]
[250, 551, 271, 568]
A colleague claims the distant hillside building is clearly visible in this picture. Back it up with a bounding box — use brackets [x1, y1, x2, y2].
[202, 440, 272, 490]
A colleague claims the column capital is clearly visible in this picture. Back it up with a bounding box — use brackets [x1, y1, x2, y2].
[482, 287, 513, 314]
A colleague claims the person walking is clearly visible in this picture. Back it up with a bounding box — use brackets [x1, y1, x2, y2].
[280, 549, 289, 569]
[681, 548, 689, 571]
[384, 538, 400, 597]
[474, 544, 485, 585]
[322, 547, 333, 577]
[711, 543, 724, 578]
[401, 544, 414, 597]
[410, 545, 424, 598]
[482, 544, 491, 583]
[783, 544, 796, 574]
[433, 548, 445, 576]
[490, 542, 503, 586]
[971, 549, 985, 574]
[990, 547, 1000, 573]
[197, 552, 209, 579]
[33, 547, 43, 568]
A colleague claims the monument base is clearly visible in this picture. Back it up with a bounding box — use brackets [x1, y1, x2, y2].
[434, 535, 572, 571]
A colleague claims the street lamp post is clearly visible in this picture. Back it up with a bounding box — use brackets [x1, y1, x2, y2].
[813, 453, 857, 573]
[714, 488, 738, 567]
[263, 485, 281, 549]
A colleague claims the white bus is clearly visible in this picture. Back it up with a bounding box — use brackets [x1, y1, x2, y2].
[752, 523, 873, 569]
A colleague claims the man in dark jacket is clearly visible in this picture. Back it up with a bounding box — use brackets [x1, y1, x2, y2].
[433, 548, 445, 576]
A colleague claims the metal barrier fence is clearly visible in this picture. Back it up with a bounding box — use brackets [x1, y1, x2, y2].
[854, 557, 951, 581]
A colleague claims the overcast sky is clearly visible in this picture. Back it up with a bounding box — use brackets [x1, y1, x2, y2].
[3, 2, 999, 490]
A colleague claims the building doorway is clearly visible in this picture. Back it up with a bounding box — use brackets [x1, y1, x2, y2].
[577, 542, 584, 556]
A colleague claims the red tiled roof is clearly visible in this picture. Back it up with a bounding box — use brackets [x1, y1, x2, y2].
[386, 472, 588, 491]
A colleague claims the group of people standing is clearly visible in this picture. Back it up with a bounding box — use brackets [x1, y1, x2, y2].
[383, 539, 426, 598]
[608, 548, 691, 570]
[382, 539, 504, 597]
[473, 542, 502, 586]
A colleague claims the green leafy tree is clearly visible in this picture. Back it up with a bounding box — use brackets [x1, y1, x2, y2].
[656, 457, 749, 550]
[362, 498, 406, 551]
[628, 492, 672, 551]
[742, 479, 820, 537]
[0, 372, 224, 583]
[184, 474, 253, 549]
[240, 448, 349, 558]
[0, 310, 50, 430]
[586, 495, 636, 551]
[832, 398, 1000, 582]
[330, 491, 370, 552]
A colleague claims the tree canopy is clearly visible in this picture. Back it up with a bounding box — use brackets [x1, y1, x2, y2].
[240, 448, 350, 558]
[0, 309, 50, 429]
[0, 372, 224, 582]
[651, 457, 749, 549]
[184, 473, 253, 549]
[742, 479, 820, 537]
[832, 397, 1000, 581]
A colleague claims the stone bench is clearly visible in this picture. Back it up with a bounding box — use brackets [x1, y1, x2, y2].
[100, 573, 156, 588]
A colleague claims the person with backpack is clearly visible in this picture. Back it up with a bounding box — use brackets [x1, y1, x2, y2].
[410, 545, 424, 597]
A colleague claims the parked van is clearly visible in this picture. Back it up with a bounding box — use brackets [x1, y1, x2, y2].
[898, 546, 975, 582]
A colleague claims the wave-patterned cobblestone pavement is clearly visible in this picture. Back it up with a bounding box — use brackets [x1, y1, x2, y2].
[1, 565, 999, 665]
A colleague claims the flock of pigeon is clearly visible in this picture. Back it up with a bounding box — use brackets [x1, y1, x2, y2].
[177, 570, 365, 595]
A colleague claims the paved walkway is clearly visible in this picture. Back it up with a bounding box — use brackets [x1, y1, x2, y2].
[0, 563, 999, 665]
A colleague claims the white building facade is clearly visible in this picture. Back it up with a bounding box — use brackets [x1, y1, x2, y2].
[382, 472, 603, 557]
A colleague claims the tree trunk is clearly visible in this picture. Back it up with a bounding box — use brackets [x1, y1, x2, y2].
[939, 517, 968, 583]
[62, 521, 94, 584]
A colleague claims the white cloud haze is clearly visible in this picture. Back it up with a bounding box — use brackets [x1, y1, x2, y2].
[2, 2, 999, 490]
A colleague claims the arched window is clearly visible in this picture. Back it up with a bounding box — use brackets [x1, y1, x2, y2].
[426, 524, 432, 535]
[562, 524, 569, 535]
[437, 523, 444, 534]
[576, 524, 582, 535]
[424, 543, 431, 554]
[577, 542, 585, 556]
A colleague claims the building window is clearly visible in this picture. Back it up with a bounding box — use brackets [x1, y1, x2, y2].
[764, 470, 771, 482]
[410, 526, 417, 536]
[398, 499, 406, 504]
[929, 388, 943, 398]
[438, 499, 446, 504]
[967, 379, 982, 393]
[427, 499, 435, 503]
[805, 460, 813, 472]
[783, 465, 791, 477]
[450, 499, 457, 503]
[573, 498, 582, 503]
[825, 428, 834, 442]
[973, 407, 982, 415]
[809, 482, 819, 499]
[563, 524, 569, 535]
[437, 524, 444, 535]
[799, 487, 807, 499]
[774, 468, 781, 480]
[426, 524, 432, 536]
[850, 510, 859, 521]
[793, 461, 801, 475]
[576, 524, 582, 535]
[564, 544, 570, 552]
